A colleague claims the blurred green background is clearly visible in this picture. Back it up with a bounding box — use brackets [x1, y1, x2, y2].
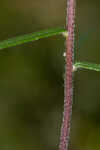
[0, 0, 100, 150]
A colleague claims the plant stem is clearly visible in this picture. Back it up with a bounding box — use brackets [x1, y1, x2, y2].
[59, 0, 76, 150]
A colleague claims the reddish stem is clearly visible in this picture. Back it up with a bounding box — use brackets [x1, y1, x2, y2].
[59, 0, 76, 150]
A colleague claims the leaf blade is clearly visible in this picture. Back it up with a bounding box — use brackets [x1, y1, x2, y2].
[74, 62, 100, 72]
[0, 27, 66, 50]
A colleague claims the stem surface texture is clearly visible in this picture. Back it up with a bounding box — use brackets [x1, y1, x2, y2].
[59, 0, 76, 150]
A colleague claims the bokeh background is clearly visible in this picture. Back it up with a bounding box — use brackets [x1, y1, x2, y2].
[0, 0, 100, 150]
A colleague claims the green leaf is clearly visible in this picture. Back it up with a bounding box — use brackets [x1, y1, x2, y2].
[0, 27, 66, 50]
[74, 62, 100, 72]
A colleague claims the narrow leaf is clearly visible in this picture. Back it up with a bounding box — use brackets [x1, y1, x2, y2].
[74, 62, 100, 72]
[0, 28, 66, 50]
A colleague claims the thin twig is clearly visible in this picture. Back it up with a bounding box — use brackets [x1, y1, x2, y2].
[59, 0, 76, 150]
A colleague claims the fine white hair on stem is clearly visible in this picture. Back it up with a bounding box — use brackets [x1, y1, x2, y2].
[63, 52, 66, 57]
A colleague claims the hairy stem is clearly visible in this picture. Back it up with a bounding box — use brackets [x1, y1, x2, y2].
[59, 0, 76, 150]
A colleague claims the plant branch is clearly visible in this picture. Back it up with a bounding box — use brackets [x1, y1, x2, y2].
[0, 28, 66, 50]
[74, 62, 100, 72]
[59, 0, 76, 150]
